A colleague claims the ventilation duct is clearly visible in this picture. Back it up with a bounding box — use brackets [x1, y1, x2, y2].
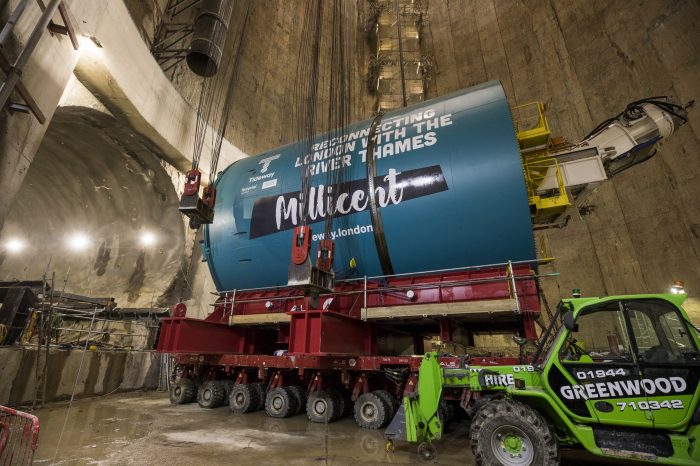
[186, 0, 235, 77]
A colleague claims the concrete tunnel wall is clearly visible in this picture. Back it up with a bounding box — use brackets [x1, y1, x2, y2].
[0, 0, 248, 406]
[0, 0, 698, 329]
[0, 0, 247, 310]
[418, 0, 700, 322]
[140, 0, 700, 322]
[0, 347, 161, 406]
[126, 0, 376, 156]
[0, 105, 186, 307]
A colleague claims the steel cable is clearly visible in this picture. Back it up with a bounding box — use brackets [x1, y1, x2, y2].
[294, 0, 355, 243]
[191, 4, 251, 184]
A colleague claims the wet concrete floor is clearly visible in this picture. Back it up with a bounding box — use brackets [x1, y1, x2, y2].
[31, 391, 612, 465]
[32, 391, 474, 465]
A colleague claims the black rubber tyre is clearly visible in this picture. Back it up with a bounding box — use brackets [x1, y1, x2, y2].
[354, 392, 391, 429]
[467, 394, 499, 420]
[220, 380, 234, 406]
[470, 399, 558, 466]
[229, 383, 261, 414]
[374, 390, 398, 417]
[342, 393, 354, 417]
[438, 400, 455, 426]
[169, 378, 196, 405]
[326, 388, 347, 420]
[251, 382, 266, 411]
[265, 387, 298, 418]
[306, 390, 342, 423]
[197, 380, 226, 409]
[286, 385, 307, 415]
[446, 401, 456, 421]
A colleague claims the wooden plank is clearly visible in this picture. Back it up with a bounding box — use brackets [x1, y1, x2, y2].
[227, 299, 516, 325]
[366, 299, 516, 320]
[57, 2, 78, 50]
[229, 313, 291, 325]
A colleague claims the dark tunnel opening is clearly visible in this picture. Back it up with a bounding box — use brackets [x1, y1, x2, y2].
[0, 106, 186, 308]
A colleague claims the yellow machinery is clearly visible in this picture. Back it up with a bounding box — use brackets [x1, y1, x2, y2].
[514, 102, 571, 221]
[513, 95, 689, 225]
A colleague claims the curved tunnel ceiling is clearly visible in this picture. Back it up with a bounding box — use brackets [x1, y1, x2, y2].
[0, 106, 186, 307]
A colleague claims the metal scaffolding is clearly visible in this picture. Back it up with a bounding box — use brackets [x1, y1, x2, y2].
[367, 0, 432, 112]
[150, 0, 201, 77]
[0, 0, 78, 123]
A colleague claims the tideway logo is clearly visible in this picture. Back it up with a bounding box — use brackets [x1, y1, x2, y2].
[258, 154, 280, 173]
[248, 165, 448, 239]
[249, 154, 281, 184]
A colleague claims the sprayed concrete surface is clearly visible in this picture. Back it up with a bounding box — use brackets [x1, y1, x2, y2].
[30, 391, 611, 466]
[0, 348, 161, 407]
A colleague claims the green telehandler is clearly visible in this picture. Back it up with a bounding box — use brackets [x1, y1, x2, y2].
[386, 294, 700, 465]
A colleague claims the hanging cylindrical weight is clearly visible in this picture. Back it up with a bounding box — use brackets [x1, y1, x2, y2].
[187, 0, 235, 77]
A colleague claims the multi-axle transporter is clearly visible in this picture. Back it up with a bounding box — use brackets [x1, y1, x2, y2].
[160, 260, 539, 427]
[157, 81, 692, 459]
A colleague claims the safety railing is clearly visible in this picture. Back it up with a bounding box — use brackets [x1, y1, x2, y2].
[523, 156, 571, 215]
[524, 156, 568, 190]
[513, 101, 550, 149]
[0, 405, 39, 466]
[209, 259, 559, 322]
[523, 156, 553, 187]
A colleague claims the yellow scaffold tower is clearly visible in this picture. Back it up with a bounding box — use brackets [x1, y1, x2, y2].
[513, 102, 571, 221]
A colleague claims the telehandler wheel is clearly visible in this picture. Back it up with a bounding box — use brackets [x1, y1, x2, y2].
[470, 400, 558, 466]
[265, 387, 298, 418]
[169, 378, 196, 404]
[197, 380, 226, 408]
[229, 383, 261, 414]
[353, 392, 391, 429]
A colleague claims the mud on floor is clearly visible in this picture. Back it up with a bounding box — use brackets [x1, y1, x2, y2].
[30, 391, 618, 465]
[31, 391, 473, 465]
